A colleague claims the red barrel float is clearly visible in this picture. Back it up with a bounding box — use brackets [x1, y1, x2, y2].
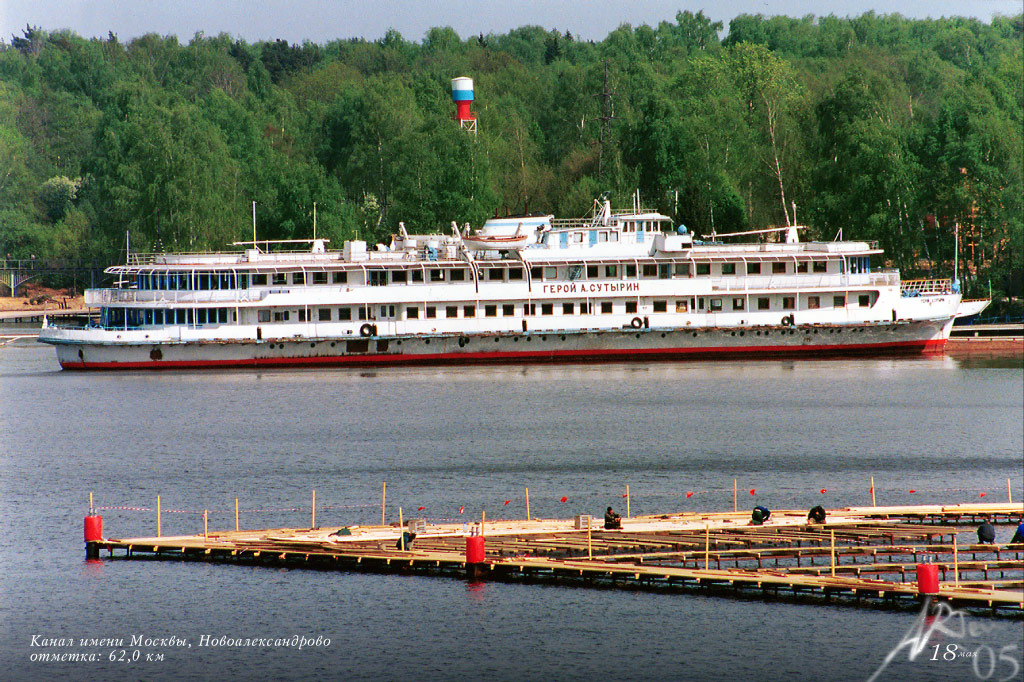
[84, 514, 103, 542]
[465, 535, 485, 564]
[916, 563, 939, 594]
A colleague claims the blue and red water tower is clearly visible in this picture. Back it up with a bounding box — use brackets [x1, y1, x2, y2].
[451, 76, 477, 134]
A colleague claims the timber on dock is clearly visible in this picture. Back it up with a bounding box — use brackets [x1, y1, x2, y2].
[90, 503, 1023, 614]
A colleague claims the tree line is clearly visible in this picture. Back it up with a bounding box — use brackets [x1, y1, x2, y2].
[0, 11, 1020, 301]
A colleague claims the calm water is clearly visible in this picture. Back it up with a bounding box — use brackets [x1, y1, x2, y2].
[1, 338, 1022, 682]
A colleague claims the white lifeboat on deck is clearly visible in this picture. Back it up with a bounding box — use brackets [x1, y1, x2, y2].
[460, 214, 551, 252]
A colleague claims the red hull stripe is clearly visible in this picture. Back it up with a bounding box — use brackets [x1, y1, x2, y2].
[60, 338, 947, 370]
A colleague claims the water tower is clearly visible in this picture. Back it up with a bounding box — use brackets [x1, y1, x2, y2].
[451, 76, 477, 134]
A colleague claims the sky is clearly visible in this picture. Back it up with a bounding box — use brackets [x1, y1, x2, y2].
[2, 0, 1022, 45]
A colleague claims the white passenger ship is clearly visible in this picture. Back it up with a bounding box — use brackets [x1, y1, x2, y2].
[39, 196, 985, 369]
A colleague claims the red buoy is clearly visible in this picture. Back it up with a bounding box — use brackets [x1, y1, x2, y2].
[916, 563, 939, 594]
[84, 514, 103, 542]
[465, 535, 485, 564]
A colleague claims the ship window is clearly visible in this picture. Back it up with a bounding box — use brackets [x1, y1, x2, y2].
[237, 274, 249, 289]
[485, 305, 497, 317]
[377, 340, 389, 352]
[676, 300, 688, 312]
[463, 305, 475, 318]
[747, 263, 762, 275]
[658, 264, 671, 279]
[332, 272, 347, 284]
[221, 273, 233, 289]
[391, 270, 407, 284]
[298, 309, 308, 322]
[581, 302, 593, 314]
[293, 272, 306, 285]
[312, 272, 328, 284]
[446, 306, 458, 318]
[642, 264, 657, 277]
[273, 273, 287, 285]
[347, 339, 369, 353]
[813, 261, 827, 273]
[487, 269, 504, 281]
[722, 263, 737, 276]
[733, 298, 745, 310]
[524, 303, 536, 315]
[426, 306, 436, 319]
[599, 231, 609, 242]
[605, 265, 617, 278]
[252, 274, 267, 286]
[609, 232, 619, 242]
[339, 308, 352, 321]
[508, 268, 523, 281]
[626, 264, 637, 278]
[530, 267, 542, 280]
[369, 270, 388, 286]
[563, 303, 574, 315]
[541, 303, 553, 315]
[587, 265, 598, 278]
[696, 263, 710, 276]
[411, 270, 423, 283]
[543, 267, 557, 280]
[358, 307, 368, 320]
[674, 263, 690, 277]
[625, 301, 638, 314]
[274, 311, 290, 322]
[772, 262, 786, 274]
[601, 301, 613, 314]
[783, 297, 795, 310]
[430, 269, 445, 282]
[797, 262, 808, 273]
[573, 232, 584, 243]
[758, 297, 770, 310]
[450, 269, 466, 281]
[145, 309, 153, 325]
[653, 300, 667, 313]
[407, 306, 419, 319]
[502, 304, 514, 316]
[806, 296, 819, 310]
[219, 309, 228, 323]
[710, 299, 722, 312]
[319, 308, 331, 322]
[698, 298, 704, 310]
[834, 295, 846, 307]
[859, 294, 870, 307]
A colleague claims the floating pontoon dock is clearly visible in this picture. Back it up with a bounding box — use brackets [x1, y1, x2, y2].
[89, 503, 1023, 614]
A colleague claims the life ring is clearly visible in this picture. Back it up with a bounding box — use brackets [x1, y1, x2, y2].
[458, 336, 469, 348]
[781, 314, 794, 327]
[359, 323, 375, 337]
[630, 317, 643, 329]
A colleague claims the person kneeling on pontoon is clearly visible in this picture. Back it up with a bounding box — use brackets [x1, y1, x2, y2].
[605, 507, 621, 530]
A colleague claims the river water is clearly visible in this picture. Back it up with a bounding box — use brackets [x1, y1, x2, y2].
[1, 337, 1022, 682]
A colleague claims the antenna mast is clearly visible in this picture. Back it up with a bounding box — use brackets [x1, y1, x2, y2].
[594, 60, 617, 179]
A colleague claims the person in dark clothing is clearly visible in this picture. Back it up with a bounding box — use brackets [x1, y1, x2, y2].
[604, 506, 621, 529]
[751, 505, 771, 525]
[807, 505, 826, 524]
[1011, 522, 1024, 545]
[977, 521, 995, 544]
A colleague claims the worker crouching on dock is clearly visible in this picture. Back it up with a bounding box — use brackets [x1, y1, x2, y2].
[605, 507, 621, 530]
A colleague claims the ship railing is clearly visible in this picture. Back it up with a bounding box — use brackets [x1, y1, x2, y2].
[900, 278, 953, 296]
[85, 288, 269, 306]
[708, 270, 899, 292]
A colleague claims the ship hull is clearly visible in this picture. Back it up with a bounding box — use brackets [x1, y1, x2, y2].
[48, 319, 952, 370]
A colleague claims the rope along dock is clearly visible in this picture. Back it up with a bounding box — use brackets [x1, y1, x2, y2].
[88, 503, 1023, 615]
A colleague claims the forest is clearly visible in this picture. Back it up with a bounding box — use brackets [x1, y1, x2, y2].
[0, 11, 1021, 302]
